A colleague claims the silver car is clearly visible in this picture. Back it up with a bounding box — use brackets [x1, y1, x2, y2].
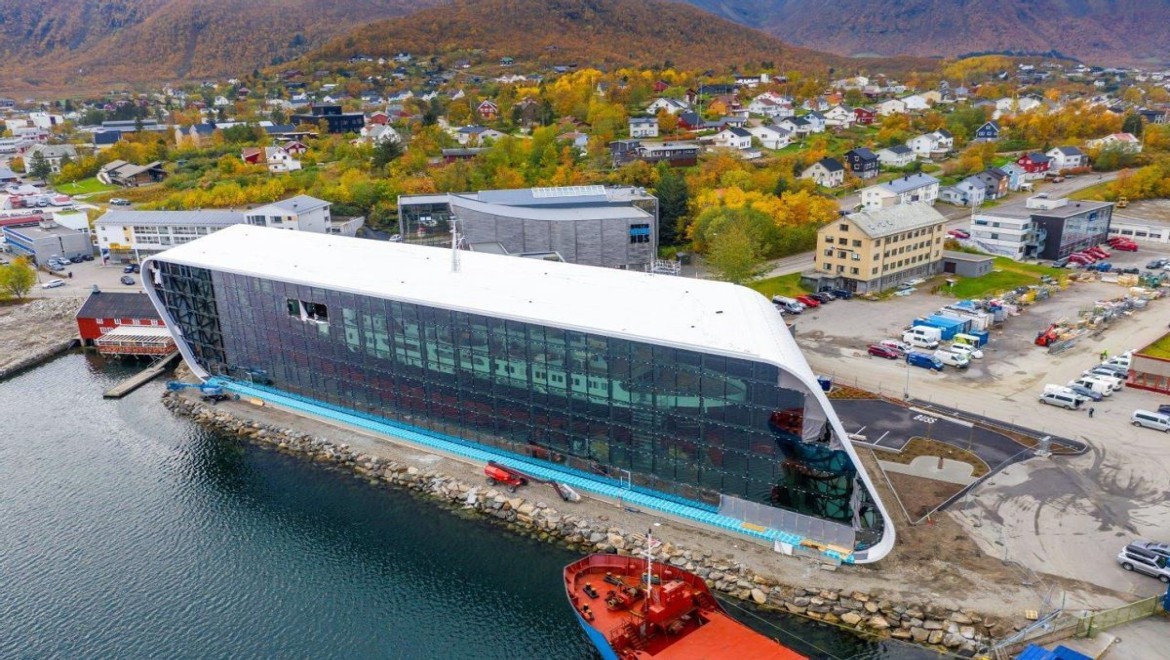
[1117, 544, 1170, 583]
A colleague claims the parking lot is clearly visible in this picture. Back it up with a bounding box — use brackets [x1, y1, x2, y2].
[29, 258, 144, 299]
[795, 243, 1170, 600]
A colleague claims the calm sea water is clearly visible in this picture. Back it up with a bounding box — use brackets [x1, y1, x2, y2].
[0, 353, 940, 659]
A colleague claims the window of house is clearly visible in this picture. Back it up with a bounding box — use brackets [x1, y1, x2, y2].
[871, 267, 878, 275]
[851, 267, 859, 275]
[837, 250, 847, 258]
[823, 248, 833, 256]
[990, 233, 999, 240]
[852, 239, 861, 247]
[839, 223, 849, 232]
[288, 299, 329, 323]
[852, 253, 860, 261]
[837, 265, 845, 273]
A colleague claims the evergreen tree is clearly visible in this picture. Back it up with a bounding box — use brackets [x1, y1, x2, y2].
[372, 138, 403, 168]
[654, 164, 689, 247]
[1122, 112, 1144, 138]
[29, 151, 51, 180]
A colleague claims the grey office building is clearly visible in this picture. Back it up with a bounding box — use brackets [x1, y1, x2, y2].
[397, 186, 659, 270]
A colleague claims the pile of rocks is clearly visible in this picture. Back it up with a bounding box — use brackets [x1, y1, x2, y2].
[162, 392, 1007, 655]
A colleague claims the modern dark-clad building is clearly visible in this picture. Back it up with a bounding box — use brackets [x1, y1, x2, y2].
[290, 104, 364, 134]
[398, 186, 659, 271]
[143, 225, 894, 563]
[971, 195, 1114, 261]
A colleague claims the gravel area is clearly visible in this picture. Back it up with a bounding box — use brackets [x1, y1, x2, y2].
[0, 297, 84, 375]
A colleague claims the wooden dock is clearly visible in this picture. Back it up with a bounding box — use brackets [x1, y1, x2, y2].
[103, 351, 182, 399]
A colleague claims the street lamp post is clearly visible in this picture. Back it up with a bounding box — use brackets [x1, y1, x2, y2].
[903, 360, 911, 400]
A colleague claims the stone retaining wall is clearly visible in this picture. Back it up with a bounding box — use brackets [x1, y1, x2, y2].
[162, 392, 1009, 656]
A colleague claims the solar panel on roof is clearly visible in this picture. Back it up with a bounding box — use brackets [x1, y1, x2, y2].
[531, 185, 606, 199]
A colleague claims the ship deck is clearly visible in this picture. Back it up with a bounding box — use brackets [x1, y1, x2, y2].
[564, 555, 804, 660]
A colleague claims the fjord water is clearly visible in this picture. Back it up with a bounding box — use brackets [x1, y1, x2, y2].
[0, 354, 936, 659]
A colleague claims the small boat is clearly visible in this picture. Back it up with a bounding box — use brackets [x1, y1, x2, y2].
[563, 535, 806, 660]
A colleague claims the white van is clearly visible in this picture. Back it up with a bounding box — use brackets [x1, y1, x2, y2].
[771, 296, 804, 314]
[934, 350, 970, 369]
[1069, 377, 1112, 397]
[1103, 355, 1131, 370]
[902, 326, 941, 349]
[1131, 410, 1170, 432]
[1040, 391, 1082, 410]
[1082, 372, 1123, 392]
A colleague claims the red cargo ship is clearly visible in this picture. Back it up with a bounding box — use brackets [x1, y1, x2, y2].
[564, 544, 806, 660]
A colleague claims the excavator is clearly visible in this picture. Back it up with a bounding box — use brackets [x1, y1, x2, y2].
[166, 381, 239, 404]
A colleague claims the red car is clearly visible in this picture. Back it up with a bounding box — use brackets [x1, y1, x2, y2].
[1087, 247, 1110, 259]
[795, 295, 821, 308]
[947, 229, 970, 239]
[867, 344, 901, 359]
[1112, 242, 1138, 252]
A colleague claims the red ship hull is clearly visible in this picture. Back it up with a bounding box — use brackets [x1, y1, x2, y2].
[564, 553, 806, 660]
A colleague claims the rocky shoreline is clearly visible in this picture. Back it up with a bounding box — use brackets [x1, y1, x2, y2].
[162, 391, 1011, 656]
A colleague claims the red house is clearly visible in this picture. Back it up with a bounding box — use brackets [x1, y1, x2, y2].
[283, 140, 309, 156]
[653, 80, 670, 93]
[240, 147, 263, 164]
[853, 107, 876, 125]
[1016, 152, 1052, 179]
[477, 100, 499, 121]
[75, 291, 166, 344]
[367, 111, 390, 126]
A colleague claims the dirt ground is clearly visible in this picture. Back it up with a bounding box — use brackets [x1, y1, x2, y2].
[883, 471, 965, 520]
[0, 297, 85, 373]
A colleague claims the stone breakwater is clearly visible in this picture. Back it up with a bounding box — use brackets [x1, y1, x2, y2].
[162, 392, 1009, 655]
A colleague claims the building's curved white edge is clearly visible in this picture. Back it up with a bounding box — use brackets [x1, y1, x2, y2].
[142, 255, 895, 563]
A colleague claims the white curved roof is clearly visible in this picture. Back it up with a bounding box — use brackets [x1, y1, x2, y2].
[148, 224, 808, 374]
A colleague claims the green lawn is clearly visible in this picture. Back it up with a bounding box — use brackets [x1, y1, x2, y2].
[940, 257, 1064, 298]
[1069, 181, 1112, 201]
[1141, 334, 1170, 360]
[747, 273, 809, 298]
[56, 177, 117, 196]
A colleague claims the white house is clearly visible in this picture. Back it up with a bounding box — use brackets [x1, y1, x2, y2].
[906, 130, 954, 159]
[629, 117, 659, 138]
[360, 124, 401, 145]
[822, 105, 855, 128]
[901, 94, 930, 111]
[777, 116, 812, 137]
[455, 125, 507, 146]
[25, 144, 78, 174]
[645, 97, 689, 115]
[264, 146, 301, 173]
[939, 179, 985, 207]
[712, 127, 752, 150]
[860, 173, 940, 211]
[246, 195, 332, 233]
[801, 158, 846, 188]
[747, 96, 794, 119]
[1087, 133, 1142, 153]
[875, 98, 907, 116]
[1047, 146, 1085, 171]
[747, 125, 792, 150]
[804, 112, 827, 133]
[993, 96, 1043, 119]
[876, 145, 916, 167]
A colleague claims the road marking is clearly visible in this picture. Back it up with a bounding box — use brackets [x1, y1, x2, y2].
[914, 414, 938, 424]
[874, 430, 890, 445]
[910, 407, 973, 428]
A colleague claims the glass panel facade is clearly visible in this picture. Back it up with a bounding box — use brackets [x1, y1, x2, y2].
[157, 267, 885, 551]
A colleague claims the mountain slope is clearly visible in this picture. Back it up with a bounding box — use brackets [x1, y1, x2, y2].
[304, 0, 889, 74]
[0, 0, 440, 90]
[680, 0, 1170, 65]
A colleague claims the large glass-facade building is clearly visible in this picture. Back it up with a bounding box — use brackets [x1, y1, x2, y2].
[144, 225, 894, 562]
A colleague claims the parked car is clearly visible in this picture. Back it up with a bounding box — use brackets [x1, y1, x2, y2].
[906, 352, 944, 371]
[81, 254, 94, 261]
[1052, 258, 1070, 268]
[1039, 391, 1082, 410]
[1092, 363, 1129, 378]
[947, 229, 970, 239]
[1116, 543, 1170, 583]
[1112, 242, 1138, 252]
[109, 198, 130, 206]
[828, 288, 853, 300]
[1133, 540, 1170, 562]
[120, 275, 135, 285]
[122, 264, 140, 274]
[1131, 410, 1170, 432]
[809, 292, 834, 304]
[1146, 259, 1167, 270]
[41, 279, 65, 289]
[1064, 383, 1103, 402]
[795, 295, 821, 308]
[1119, 267, 1140, 275]
[879, 339, 910, 356]
[947, 343, 983, 360]
[867, 344, 901, 359]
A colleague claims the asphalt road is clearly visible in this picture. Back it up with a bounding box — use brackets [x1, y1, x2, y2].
[834, 398, 1052, 470]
